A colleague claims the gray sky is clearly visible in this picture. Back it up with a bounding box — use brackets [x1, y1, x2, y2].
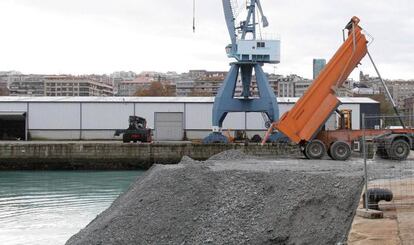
[0, 0, 413, 80]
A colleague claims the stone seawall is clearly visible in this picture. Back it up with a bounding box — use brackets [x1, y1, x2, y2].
[0, 142, 302, 170]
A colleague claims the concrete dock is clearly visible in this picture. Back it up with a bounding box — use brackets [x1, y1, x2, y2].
[349, 179, 414, 244]
[0, 141, 301, 170]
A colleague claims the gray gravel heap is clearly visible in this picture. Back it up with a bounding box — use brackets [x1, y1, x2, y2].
[207, 149, 252, 161]
[66, 151, 364, 245]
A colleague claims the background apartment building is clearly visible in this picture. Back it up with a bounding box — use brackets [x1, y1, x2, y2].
[110, 71, 137, 95]
[277, 74, 311, 97]
[115, 71, 177, 96]
[193, 72, 226, 96]
[0, 76, 9, 96]
[44, 76, 113, 96]
[181, 71, 227, 96]
[391, 80, 414, 107]
[8, 75, 45, 96]
[313, 59, 326, 79]
[117, 76, 152, 96]
[176, 80, 194, 97]
[357, 71, 414, 107]
[402, 97, 414, 126]
[1, 72, 114, 97]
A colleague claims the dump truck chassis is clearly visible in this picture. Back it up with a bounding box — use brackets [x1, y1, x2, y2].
[304, 129, 414, 160]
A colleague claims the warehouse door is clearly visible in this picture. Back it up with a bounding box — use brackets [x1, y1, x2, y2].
[155, 112, 183, 141]
[0, 112, 26, 140]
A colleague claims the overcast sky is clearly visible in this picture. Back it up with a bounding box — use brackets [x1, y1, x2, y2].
[0, 0, 413, 80]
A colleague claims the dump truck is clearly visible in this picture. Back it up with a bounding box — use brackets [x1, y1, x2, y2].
[263, 17, 414, 160]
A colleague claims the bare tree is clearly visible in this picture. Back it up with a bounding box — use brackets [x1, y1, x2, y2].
[0, 86, 10, 96]
[134, 81, 175, 97]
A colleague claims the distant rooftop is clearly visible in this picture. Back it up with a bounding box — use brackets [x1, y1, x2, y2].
[0, 96, 379, 104]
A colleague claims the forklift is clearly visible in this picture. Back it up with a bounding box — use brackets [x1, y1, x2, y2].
[114, 116, 152, 143]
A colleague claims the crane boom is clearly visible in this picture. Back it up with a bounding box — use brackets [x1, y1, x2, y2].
[222, 0, 237, 55]
[255, 0, 269, 27]
[272, 16, 368, 144]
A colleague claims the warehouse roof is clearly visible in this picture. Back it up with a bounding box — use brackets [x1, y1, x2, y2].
[0, 96, 379, 104]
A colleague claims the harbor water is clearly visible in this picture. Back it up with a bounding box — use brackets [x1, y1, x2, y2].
[0, 171, 144, 245]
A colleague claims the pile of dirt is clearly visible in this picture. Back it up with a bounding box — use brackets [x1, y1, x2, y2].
[66, 152, 364, 245]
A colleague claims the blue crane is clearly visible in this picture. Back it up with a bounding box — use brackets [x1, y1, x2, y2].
[202, 0, 281, 143]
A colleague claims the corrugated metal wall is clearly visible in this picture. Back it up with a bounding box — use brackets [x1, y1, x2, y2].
[0, 100, 368, 140]
[30, 103, 80, 130]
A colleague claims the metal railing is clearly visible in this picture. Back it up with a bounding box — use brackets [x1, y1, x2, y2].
[362, 114, 414, 208]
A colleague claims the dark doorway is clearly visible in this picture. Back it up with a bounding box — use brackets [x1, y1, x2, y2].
[0, 112, 26, 140]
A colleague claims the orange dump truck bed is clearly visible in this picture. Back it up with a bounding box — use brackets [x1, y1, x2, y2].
[275, 17, 368, 144]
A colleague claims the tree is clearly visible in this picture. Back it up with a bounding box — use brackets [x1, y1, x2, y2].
[134, 81, 175, 96]
[0, 86, 9, 96]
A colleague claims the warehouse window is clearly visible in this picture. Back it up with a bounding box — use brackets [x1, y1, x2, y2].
[257, 42, 265, 48]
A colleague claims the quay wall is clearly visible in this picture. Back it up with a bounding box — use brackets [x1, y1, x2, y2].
[0, 142, 302, 170]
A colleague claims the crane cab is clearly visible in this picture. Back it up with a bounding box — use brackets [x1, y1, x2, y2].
[227, 39, 281, 64]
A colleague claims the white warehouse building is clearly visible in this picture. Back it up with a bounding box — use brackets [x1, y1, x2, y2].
[0, 97, 379, 141]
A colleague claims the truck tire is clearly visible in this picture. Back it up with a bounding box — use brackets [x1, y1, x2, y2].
[305, 140, 326, 159]
[145, 134, 152, 143]
[250, 134, 262, 143]
[327, 147, 333, 159]
[388, 139, 410, 161]
[376, 148, 389, 159]
[329, 141, 351, 161]
[302, 147, 309, 159]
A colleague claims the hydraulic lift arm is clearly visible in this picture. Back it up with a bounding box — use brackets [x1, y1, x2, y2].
[265, 16, 368, 144]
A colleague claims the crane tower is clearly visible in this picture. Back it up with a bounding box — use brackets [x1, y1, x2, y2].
[203, 0, 281, 143]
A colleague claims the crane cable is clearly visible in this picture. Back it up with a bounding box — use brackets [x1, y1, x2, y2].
[193, 0, 196, 33]
[257, 8, 262, 40]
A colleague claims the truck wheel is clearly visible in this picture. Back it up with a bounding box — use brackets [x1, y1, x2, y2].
[388, 139, 410, 161]
[146, 133, 152, 143]
[302, 147, 309, 159]
[376, 148, 389, 159]
[327, 147, 333, 159]
[330, 141, 351, 161]
[305, 140, 326, 159]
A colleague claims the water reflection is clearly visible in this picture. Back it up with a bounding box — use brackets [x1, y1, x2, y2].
[0, 171, 144, 245]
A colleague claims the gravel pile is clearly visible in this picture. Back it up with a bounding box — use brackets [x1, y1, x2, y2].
[367, 153, 414, 181]
[207, 149, 252, 161]
[66, 153, 364, 245]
